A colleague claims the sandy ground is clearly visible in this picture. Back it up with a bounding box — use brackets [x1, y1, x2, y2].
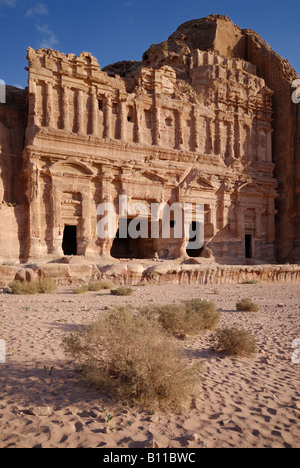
[0, 281, 299, 449]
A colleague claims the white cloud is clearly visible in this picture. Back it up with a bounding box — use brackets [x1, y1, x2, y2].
[13, 83, 25, 89]
[26, 2, 48, 18]
[0, 0, 18, 7]
[36, 24, 58, 49]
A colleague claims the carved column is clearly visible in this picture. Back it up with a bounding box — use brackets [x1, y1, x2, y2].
[28, 162, 43, 259]
[29, 80, 39, 127]
[90, 87, 99, 136]
[228, 122, 234, 159]
[77, 89, 85, 135]
[214, 115, 221, 155]
[62, 86, 70, 132]
[80, 190, 93, 255]
[209, 202, 217, 236]
[243, 124, 251, 163]
[118, 99, 127, 142]
[45, 81, 54, 128]
[153, 95, 161, 146]
[205, 118, 213, 154]
[103, 95, 112, 139]
[175, 110, 183, 150]
[192, 106, 199, 152]
[97, 174, 115, 257]
[234, 118, 241, 159]
[198, 115, 206, 154]
[210, 117, 215, 154]
[221, 190, 232, 230]
[51, 183, 63, 256]
[134, 102, 142, 144]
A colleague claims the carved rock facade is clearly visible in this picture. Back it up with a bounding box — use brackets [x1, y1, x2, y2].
[2, 15, 297, 265]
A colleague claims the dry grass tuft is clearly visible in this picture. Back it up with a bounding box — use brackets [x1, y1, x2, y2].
[62, 307, 202, 411]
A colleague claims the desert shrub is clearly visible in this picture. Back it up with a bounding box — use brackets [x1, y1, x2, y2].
[184, 299, 220, 331]
[37, 278, 57, 294]
[87, 280, 115, 291]
[110, 287, 133, 296]
[154, 303, 190, 338]
[73, 280, 115, 294]
[210, 327, 258, 358]
[9, 280, 39, 295]
[142, 299, 220, 338]
[9, 279, 57, 295]
[62, 307, 201, 411]
[72, 285, 89, 294]
[236, 298, 259, 312]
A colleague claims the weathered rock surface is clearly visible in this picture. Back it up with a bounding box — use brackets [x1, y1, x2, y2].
[0, 261, 299, 288]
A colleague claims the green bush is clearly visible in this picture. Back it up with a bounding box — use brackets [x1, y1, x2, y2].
[62, 307, 201, 411]
[210, 327, 258, 358]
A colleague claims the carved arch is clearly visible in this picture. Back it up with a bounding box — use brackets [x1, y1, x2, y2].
[49, 159, 94, 177]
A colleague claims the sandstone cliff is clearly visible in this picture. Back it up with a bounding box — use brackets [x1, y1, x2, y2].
[0, 86, 28, 262]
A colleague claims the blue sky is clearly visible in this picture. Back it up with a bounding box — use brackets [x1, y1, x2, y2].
[0, 0, 299, 88]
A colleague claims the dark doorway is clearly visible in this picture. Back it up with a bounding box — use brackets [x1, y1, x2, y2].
[245, 234, 252, 259]
[111, 218, 155, 259]
[62, 225, 77, 256]
[186, 221, 204, 258]
[111, 225, 132, 259]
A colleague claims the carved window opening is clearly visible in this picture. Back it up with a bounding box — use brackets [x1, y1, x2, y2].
[62, 225, 78, 256]
[186, 221, 204, 258]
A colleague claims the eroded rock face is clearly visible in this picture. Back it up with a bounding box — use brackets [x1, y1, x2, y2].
[0, 86, 28, 263]
[0, 15, 298, 265]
